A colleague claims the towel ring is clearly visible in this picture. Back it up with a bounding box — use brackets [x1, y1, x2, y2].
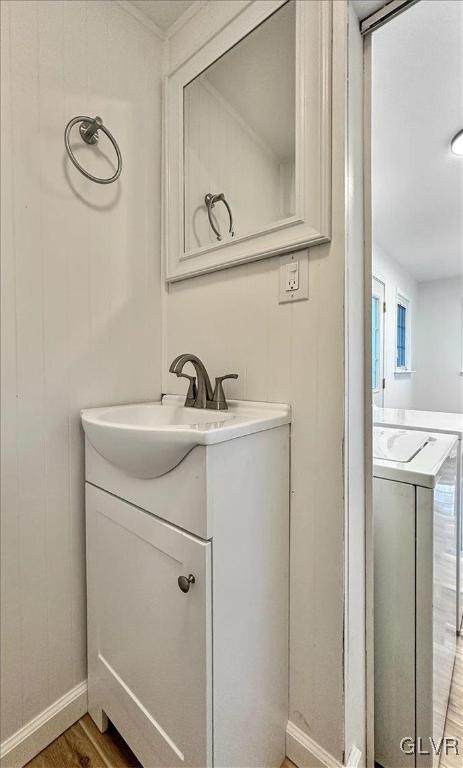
[64, 115, 122, 184]
[205, 193, 234, 241]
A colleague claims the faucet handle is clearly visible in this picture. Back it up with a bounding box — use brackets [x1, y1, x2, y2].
[177, 373, 197, 407]
[211, 374, 238, 410]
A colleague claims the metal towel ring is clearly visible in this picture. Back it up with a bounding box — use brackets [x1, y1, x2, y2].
[205, 193, 234, 241]
[64, 115, 122, 184]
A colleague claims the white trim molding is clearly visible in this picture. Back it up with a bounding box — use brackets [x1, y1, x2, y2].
[286, 722, 363, 768]
[115, 1, 208, 41]
[345, 745, 363, 768]
[115, 1, 165, 39]
[165, 1, 207, 39]
[286, 721, 344, 768]
[0, 682, 87, 768]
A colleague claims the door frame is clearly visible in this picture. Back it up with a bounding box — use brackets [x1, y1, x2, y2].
[371, 275, 386, 406]
[363, 30, 375, 767]
[360, 4, 419, 765]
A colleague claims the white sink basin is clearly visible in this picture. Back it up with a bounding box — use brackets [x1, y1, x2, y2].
[81, 394, 291, 479]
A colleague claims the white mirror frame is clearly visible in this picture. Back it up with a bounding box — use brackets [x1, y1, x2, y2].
[164, 0, 332, 282]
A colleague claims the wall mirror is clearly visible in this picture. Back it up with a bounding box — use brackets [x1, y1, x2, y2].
[165, 0, 332, 281]
[184, 1, 296, 252]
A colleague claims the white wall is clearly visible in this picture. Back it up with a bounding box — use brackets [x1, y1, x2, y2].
[0, 0, 162, 756]
[163, 3, 350, 763]
[414, 277, 463, 413]
[373, 245, 418, 408]
[373, 249, 463, 414]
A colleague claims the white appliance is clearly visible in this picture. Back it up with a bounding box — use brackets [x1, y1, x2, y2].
[373, 427, 458, 768]
[374, 407, 463, 633]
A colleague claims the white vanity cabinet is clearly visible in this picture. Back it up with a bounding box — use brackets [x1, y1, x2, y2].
[84, 420, 290, 768]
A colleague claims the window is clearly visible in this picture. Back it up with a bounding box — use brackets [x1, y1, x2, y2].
[396, 303, 406, 367]
[396, 293, 411, 371]
[372, 296, 380, 390]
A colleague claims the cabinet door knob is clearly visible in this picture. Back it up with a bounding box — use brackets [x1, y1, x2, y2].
[178, 574, 195, 593]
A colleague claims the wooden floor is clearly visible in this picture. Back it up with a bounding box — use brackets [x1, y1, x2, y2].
[24, 637, 463, 768]
[25, 716, 142, 768]
[24, 714, 294, 768]
[441, 632, 463, 768]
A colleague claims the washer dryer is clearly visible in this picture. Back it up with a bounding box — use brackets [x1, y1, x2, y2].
[374, 407, 463, 633]
[373, 427, 458, 768]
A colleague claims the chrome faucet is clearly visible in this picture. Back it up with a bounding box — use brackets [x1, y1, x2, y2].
[169, 354, 238, 410]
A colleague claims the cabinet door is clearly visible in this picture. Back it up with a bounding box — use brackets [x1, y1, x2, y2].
[86, 484, 212, 768]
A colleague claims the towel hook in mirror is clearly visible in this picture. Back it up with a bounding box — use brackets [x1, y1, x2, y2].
[204, 193, 234, 242]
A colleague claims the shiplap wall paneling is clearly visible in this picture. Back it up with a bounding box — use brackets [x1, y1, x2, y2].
[0, 2, 163, 762]
[163, 3, 348, 763]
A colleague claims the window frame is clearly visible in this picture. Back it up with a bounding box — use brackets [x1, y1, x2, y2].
[395, 290, 412, 373]
[371, 294, 381, 392]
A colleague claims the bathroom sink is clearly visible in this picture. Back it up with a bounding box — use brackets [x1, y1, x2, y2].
[81, 395, 290, 478]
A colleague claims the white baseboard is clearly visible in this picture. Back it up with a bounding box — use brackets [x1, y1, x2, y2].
[286, 721, 344, 768]
[0, 691, 362, 768]
[0, 681, 87, 768]
[345, 745, 362, 768]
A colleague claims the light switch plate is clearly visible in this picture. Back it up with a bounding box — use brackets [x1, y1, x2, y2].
[278, 250, 309, 303]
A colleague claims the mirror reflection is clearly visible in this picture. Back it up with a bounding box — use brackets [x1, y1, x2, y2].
[183, 1, 296, 253]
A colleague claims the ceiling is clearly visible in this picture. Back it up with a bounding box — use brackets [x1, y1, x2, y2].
[133, 0, 388, 33]
[372, 0, 463, 282]
[351, 0, 387, 22]
[130, 0, 195, 32]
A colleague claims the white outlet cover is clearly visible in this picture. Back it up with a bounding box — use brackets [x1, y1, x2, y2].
[278, 250, 309, 303]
